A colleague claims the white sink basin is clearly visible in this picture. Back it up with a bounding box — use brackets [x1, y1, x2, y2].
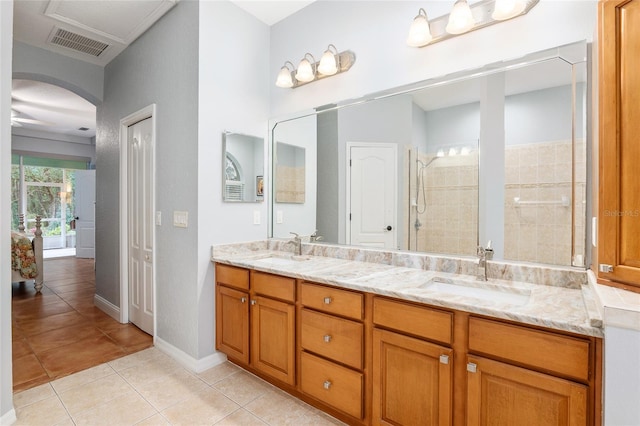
[253, 254, 311, 266]
[423, 278, 531, 306]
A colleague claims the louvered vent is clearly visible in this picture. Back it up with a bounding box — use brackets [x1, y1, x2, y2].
[49, 28, 109, 57]
[225, 181, 244, 201]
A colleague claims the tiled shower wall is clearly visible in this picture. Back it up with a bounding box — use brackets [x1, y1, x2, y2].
[504, 139, 586, 266]
[275, 165, 305, 204]
[410, 152, 479, 256]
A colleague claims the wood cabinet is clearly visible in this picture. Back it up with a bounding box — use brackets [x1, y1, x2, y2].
[597, 0, 640, 290]
[372, 297, 454, 425]
[215, 264, 601, 425]
[298, 281, 366, 421]
[215, 264, 296, 385]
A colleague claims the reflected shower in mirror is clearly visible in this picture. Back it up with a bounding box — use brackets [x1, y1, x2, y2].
[222, 132, 264, 203]
[269, 41, 588, 268]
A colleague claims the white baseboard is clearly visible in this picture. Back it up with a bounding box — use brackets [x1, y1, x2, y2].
[154, 337, 227, 373]
[0, 408, 16, 425]
[94, 294, 120, 321]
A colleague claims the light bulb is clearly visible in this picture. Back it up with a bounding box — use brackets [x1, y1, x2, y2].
[295, 57, 315, 83]
[275, 65, 294, 88]
[492, 0, 526, 20]
[446, 0, 475, 35]
[436, 149, 445, 157]
[318, 49, 338, 75]
[407, 9, 432, 47]
[460, 146, 471, 156]
[448, 147, 458, 156]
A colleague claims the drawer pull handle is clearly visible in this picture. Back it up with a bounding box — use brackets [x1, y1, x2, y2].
[240, 297, 247, 303]
[323, 335, 332, 343]
[251, 300, 257, 306]
[439, 354, 449, 365]
[323, 380, 332, 390]
[467, 362, 477, 373]
[323, 297, 332, 305]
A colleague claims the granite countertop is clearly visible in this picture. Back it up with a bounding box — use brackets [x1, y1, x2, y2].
[212, 245, 603, 338]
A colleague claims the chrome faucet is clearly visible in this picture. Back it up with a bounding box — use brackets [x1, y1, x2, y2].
[476, 240, 494, 281]
[310, 230, 323, 242]
[289, 232, 302, 256]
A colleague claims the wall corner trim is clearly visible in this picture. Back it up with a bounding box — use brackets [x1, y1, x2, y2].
[154, 337, 227, 373]
[0, 408, 16, 425]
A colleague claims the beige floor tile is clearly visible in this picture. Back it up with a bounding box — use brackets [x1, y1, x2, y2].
[71, 389, 157, 426]
[294, 410, 346, 425]
[133, 368, 210, 411]
[198, 361, 242, 385]
[58, 373, 133, 416]
[52, 418, 76, 426]
[12, 383, 55, 408]
[244, 388, 311, 425]
[14, 395, 71, 426]
[108, 347, 165, 372]
[50, 363, 114, 393]
[213, 370, 272, 406]
[135, 413, 172, 425]
[118, 353, 183, 387]
[161, 387, 240, 426]
[214, 408, 267, 425]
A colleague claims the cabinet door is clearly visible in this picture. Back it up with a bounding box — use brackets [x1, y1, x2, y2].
[216, 285, 249, 364]
[372, 329, 453, 426]
[467, 356, 588, 426]
[250, 295, 295, 385]
[598, 0, 640, 287]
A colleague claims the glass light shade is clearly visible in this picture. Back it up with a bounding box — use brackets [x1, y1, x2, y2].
[446, 0, 475, 35]
[492, 0, 526, 20]
[295, 58, 315, 83]
[318, 50, 338, 75]
[460, 146, 471, 156]
[448, 147, 458, 156]
[436, 149, 445, 157]
[275, 66, 294, 88]
[406, 14, 432, 47]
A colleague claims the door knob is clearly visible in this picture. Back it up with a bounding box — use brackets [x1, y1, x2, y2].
[385, 225, 392, 231]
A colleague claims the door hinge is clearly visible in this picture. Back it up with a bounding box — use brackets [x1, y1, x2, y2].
[349, 159, 352, 167]
[349, 213, 352, 221]
[599, 264, 614, 273]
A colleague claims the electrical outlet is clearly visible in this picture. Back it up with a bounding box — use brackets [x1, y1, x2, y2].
[253, 210, 261, 225]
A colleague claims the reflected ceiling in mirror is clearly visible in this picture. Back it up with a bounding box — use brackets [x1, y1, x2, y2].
[269, 41, 589, 268]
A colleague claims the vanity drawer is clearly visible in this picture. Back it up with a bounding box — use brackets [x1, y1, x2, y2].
[251, 271, 295, 302]
[300, 282, 363, 320]
[300, 352, 363, 419]
[301, 309, 363, 369]
[215, 264, 249, 291]
[468, 317, 591, 382]
[373, 297, 453, 345]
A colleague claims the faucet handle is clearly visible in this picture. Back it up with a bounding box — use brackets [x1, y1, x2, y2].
[290, 232, 300, 239]
[477, 245, 486, 257]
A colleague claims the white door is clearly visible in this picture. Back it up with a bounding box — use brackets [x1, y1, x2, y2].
[348, 143, 397, 248]
[128, 117, 154, 335]
[74, 170, 96, 258]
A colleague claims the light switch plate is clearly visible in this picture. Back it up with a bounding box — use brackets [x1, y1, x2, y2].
[276, 210, 283, 224]
[253, 210, 261, 225]
[173, 211, 188, 228]
[155, 211, 162, 226]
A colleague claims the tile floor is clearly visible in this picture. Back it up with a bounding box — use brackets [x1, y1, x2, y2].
[12, 257, 153, 392]
[13, 348, 344, 425]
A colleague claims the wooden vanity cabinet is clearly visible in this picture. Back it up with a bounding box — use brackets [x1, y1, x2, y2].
[371, 297, 454, 426]
[215, 264, 250, 364]
[597, 0, 640, 290]
[298, 281, 367, 422]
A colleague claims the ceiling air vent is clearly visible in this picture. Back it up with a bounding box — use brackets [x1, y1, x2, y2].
[49, 28, 109, 57]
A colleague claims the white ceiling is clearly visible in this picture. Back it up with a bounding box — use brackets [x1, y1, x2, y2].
[10, 0, 313, 139]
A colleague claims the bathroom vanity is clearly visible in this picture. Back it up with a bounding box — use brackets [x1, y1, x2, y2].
[212, 241, 602, 426]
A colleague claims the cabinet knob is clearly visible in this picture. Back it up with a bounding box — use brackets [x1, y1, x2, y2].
[467, 362, 477, 373]
[250, 300, 257, 306]
[323, 380, 332, 390]
[439, 354, 449, 365]
[323, 334, 332, 343]
[240, 297, 247, 303]
[323, 297, 332, 305]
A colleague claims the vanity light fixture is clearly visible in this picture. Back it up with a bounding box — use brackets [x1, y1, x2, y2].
[407, 0, 538, 47]
[275, 45, 356, 89]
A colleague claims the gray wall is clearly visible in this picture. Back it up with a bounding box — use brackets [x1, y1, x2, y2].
[424, 102, 481, 151]
[12, 130, 96, 166]
[317, 109, 339, 243]
[96, 0, 200, 357]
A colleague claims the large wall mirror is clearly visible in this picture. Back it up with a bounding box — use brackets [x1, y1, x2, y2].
[222, 132, 264, 203]
[270, 41, 589, 268]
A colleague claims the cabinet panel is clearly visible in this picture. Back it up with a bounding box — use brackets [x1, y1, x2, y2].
[468, 317, 590, 382]
[252, 271, 296, 302]
[373, 297, 453, 345]
[300, 282, 363, 319]
[372, 329, 452, 426]
[215, 285, 249, 364]
[467, 356, 588, 426]
[598, 0, 640, 287]
[251, 296, 295, 385]
[300, 308, 363, 369]
[300, 352, 363, 419]
[215, 264, 249, 290]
